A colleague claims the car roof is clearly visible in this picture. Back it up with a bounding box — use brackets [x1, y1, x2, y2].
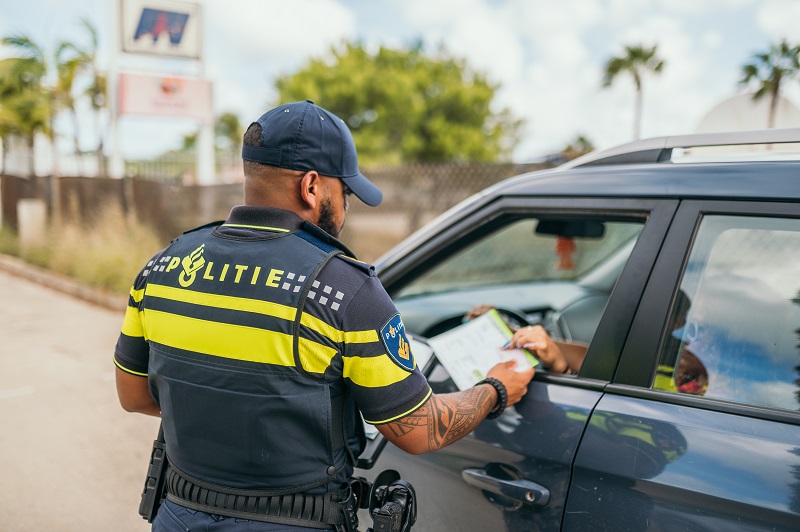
[498, 127, 800, 201]
[498, 160, 800, 201]
[376, 128, 800, 269]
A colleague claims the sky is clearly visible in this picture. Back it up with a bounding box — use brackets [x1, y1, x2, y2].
[1, 0, 799, 162]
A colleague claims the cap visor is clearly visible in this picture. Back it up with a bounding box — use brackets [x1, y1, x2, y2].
[342, 172, 383, 207]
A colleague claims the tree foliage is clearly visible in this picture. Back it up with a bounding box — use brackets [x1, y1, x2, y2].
[215, 112, 242, 151]
[275, 42, 521, 165]
[0, 35, 51, 175]
[1, 19, 107, 175]
[739, 39, 800, 129]
[561, 134, 595, 161]
[602, 44, 665, 140]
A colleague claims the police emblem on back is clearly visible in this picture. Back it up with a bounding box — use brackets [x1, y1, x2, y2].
[381, 314, 415, 371]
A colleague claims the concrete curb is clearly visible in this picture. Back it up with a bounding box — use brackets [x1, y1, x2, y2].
[0, 253, 128, 312]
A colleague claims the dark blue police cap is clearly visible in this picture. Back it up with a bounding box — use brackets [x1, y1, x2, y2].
[242, 100, 383, 207]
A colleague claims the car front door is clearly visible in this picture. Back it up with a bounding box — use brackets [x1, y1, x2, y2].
[359, 197, 677, 531]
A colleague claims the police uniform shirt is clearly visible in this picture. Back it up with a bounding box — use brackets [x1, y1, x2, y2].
[114, 206, 432, 490]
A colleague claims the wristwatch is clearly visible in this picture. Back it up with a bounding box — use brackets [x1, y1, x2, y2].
[475, 377, 508, 419]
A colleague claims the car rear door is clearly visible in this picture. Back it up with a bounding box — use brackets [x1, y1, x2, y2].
[361, 197, 677, 531]
[564, 200, 800, 530]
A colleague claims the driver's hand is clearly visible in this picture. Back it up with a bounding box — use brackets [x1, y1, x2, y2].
[486, 360, 534, 406]
[464, 304, 495, 321]
[464, 304, 522, 333]
[507, 325, 570, 374]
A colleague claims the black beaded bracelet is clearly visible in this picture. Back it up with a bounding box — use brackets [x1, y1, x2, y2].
[475, 377, 508, 419]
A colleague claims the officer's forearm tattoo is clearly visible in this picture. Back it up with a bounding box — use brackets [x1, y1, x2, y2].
[388, 385, 496, 451]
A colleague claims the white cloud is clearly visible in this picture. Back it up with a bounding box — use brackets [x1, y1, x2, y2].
[208, 0, 355, 63]
[442, 11, 525, 88]
[756, 0, 800, 40]
[2, 0, 789, 160]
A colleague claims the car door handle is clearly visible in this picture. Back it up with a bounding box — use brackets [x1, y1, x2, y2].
[461, 468, 550, 506]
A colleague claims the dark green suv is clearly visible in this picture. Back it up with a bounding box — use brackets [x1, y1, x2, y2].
[358, 129, 800, 531]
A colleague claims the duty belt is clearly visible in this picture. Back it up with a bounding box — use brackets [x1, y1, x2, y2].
[165, 465, 365, 530]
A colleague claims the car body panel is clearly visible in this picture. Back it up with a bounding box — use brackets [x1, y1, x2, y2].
[564, 394, 800, 531]
[360, 145, 800, 531]
[362, 380, 604, 532]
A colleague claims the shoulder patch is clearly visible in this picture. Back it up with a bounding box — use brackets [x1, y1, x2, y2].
[380, 314, 415, 372]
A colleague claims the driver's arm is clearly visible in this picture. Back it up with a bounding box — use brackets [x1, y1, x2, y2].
[465, 305, 588, 374]
[376, 360, 534, 455]
[508, 325, 587, 374]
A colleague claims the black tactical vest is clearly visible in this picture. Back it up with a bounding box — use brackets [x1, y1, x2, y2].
[140, 222, 364, 493]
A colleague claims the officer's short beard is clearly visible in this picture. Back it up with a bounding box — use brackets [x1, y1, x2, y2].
[317, 197, 343, 238]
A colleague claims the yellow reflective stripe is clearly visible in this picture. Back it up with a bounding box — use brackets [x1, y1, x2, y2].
[142, 283, 374, 372]
[147, 284, 378, 346]
[345, 329, 380, 343]
[653, 372, 677, 392]
[342, 354, 415, 388]
[298, 338, 338, 374]
[146, 284, 297, 321]
[130, 287, 145, 303]
[365, 388, 432, 425]
[222, 223, 290, 232]
[301, 313, 343, 341]
[143, 309, 295, 366]
[657, 364, 674, 374]
[300, 312, 378, 344]
[121, 305, 145, 338]
[114, 358, 147, 377]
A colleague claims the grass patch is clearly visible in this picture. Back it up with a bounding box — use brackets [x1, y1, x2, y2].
[0, 225, 20, 255]
[7, 205, 163, 295]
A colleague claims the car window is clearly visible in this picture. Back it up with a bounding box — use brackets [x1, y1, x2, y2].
[392, 215, 646, 358]
[395, 218, 643, 298]
[654, 215, 800, 411]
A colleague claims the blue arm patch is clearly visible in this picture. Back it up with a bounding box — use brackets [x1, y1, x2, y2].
[381, 314, 415, 371]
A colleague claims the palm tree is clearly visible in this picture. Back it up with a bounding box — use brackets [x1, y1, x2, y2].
[602, 44, 666, 140]
[74, 19, 108, 176]
[55, 43, 88, 163]
[55, 19, 106, 176]
[1, 34, 52, 177]
[739, 39, 800, 129]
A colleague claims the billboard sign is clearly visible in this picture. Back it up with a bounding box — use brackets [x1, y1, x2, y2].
[121, 0, 202, 59]
[118, 72, 212, 123]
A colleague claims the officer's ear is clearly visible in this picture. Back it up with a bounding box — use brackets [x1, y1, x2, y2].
[299, 170, 322, 210]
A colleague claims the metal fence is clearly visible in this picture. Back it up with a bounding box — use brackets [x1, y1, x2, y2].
[1, 160, 553, 263]
[124, 150, 243, 185]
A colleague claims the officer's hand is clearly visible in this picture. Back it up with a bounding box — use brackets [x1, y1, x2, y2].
[486, 360, 534, 407]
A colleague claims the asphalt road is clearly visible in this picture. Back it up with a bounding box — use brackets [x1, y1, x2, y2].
[0, 267, 159, 531]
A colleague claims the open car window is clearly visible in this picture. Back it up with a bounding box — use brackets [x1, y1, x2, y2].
[392, 216, 645, 348]
[395, 218, 643, 299]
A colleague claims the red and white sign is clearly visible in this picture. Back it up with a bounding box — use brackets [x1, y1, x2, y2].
[121, 0, 203, 59]
[118, 72, 212, 123]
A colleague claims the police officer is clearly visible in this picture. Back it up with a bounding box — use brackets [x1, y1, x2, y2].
[115, 100, 534, 531]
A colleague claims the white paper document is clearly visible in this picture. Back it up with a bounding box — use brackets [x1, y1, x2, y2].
[426, 309, 539, 390]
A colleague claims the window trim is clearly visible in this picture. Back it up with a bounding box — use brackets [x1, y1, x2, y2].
[604, 384, 800, 426]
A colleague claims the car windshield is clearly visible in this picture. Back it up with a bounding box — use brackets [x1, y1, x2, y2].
[394, 218, 644, 299]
